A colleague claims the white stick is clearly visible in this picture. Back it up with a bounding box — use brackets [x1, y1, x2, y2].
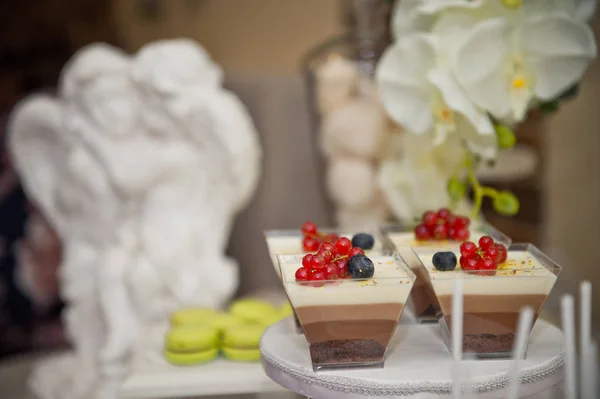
[561, 295, 577, 399]
[506, 307, 534, 399]
[580, 281, 592, 398]
[585, 340, 597, 399]
[452, 278, 464, 399]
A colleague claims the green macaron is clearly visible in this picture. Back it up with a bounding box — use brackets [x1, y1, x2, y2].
[203, 313, 247, 334]
[170, 308, 218, 327]
[229, 299, 278, 324]
[221, 325, 265, 362]
[164, 326, 219, 365]
[278, 302, 293, 318]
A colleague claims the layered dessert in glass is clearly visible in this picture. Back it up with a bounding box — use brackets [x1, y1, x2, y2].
[382, 208, 511, 323]
[420, 242, 560, 358]
[264, 222, 394, 331]
[278, 251, 415, 371]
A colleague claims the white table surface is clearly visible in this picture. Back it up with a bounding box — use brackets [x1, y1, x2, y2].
[118, 322, 290, 399]
[260, 318, 565, 398]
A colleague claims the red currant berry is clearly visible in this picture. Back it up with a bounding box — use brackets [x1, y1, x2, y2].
[452, 216, 470, 230]
[311, 271, 326, 280]
[423, 211, 439, 227]
[318, 249, 333, 263]
[484, 246, 499, 261]
[446, 215, 457, 228]
[327, 234, 340, 243]
[303, 236, 320, 252]
[463, 256, 479, 270]
[459, 256, 468, 268]
[433, 224, 448, 240]
[324, 264, 339, 280]
[454, 228, 470, 242]
[302, 254, 313, 269]
[437, 208, 452, 220]
[495, 244, 508, 263]
[309, 272, 326, 288]
[334, 237, 352, 255]
[295, 268, 310, 281]
[479, 235, 495, 250]
[447, 227, 456, 240]
[414, 224, 430, 240]
[310, 254, 326, 269]
[334, 259, 348, 277]
[460, 241, 477, 257]
[478, 258, 497, 271]
[348, 247, 365, 258]
[320, 242, 335, 254]
[301, 221, 318, 236]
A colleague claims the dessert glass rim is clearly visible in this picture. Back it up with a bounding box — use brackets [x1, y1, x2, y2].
[277, 250, 416, 284]
[417, 242, 562, 278]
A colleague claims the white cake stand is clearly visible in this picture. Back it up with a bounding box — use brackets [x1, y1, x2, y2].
[260, 318, 564, 399]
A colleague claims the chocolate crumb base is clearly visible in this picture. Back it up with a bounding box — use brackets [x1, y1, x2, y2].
[309, 339, 386, 365]
[463, 333, 515, 354]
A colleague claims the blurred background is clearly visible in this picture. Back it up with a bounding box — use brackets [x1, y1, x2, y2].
[0, 0, 598, 364]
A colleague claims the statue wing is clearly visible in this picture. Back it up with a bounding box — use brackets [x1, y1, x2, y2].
[7, 95, 74, 236]
[176, 89, 262, 213]
[8, 94, 119, 244]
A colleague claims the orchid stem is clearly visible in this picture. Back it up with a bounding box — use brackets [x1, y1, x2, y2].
[463, 152, 500, 218]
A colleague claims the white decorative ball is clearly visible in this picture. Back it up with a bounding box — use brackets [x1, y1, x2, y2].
[315, 56, 359, 115]
[326, 157, 377, 210]
[320, 98, 388, 159]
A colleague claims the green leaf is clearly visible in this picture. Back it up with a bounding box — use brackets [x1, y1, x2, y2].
[539, 101, 560, 114]
[494, 124, 516, 149]
[492, 191, 520, 216]
[558, 84, 580, 101]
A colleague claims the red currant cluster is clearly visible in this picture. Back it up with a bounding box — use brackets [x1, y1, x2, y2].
[295, 237, 365, 282]
[459, 236, 508, 271]
[301, 221, 339, 252]
[414, 208, 470, 241]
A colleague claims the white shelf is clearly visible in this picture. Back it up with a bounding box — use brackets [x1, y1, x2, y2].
[120, 357, 285, 399]
[119, 321, 286, 398]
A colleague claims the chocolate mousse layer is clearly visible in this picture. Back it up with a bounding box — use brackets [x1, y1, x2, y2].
[295, 303, 403, 367]
[439, 294, 547, 355]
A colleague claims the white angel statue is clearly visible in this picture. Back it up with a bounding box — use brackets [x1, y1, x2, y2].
[7, 39, 261, 399]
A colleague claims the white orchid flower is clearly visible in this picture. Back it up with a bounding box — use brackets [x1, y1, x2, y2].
[378, 134, 472, 223]
[375, 34, 496, 159]
[393, 0, 596, 38]
[429, 0, 597, 122]
[392, 0, 486, 38]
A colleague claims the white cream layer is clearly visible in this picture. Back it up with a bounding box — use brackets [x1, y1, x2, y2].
[421, 250, 557, 296]
[280, 255, 414, 307]
[266, 233, 388, 277]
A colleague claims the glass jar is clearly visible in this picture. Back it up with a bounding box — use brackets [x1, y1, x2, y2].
[301, 0, 393, 229]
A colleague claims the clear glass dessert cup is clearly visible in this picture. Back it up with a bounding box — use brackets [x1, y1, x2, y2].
[264, 228, 395, 332]
[381, 221, 512, 324]
[419, 243, 560, 359]
[278, 251, 416, 371]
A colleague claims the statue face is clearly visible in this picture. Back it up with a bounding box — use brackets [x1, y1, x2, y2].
[71, 75, 140, 140]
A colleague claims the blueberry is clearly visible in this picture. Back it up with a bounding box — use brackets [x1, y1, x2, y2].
[351, 233, 375, 250]
[347, 254, 375, 278]
[432, 252, 457, 271]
